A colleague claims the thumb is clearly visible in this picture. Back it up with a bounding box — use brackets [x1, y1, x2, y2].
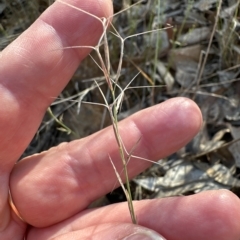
[42, 223, 166, 240]
[122, 225, 166, 240]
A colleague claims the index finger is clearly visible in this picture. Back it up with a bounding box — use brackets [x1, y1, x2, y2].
[0, 0, 113, 172]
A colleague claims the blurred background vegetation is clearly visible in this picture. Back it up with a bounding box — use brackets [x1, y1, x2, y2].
[1, 0, 240, 203]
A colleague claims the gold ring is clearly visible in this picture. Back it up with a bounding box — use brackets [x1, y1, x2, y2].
[8, 189, 26, 222]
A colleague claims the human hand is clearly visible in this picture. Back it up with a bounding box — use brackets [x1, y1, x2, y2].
[1, 0, 240, 239]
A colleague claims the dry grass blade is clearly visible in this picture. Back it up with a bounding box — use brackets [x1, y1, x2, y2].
[109, 155, 137, 223]
[54, 0, 177, 223]
[195, 0, 223, 90]
[56, 0, 170, 224]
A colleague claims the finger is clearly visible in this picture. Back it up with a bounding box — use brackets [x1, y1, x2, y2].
[28, 224, 165, 240]
[0, 0, 113, 173]
[28, 190, 240, 240]
[10, 97, 202, 227]
[0, 0, 112, 233]
[0, 210, 27, 240]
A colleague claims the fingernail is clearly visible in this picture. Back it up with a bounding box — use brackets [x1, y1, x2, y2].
[123, 228, 166, 240]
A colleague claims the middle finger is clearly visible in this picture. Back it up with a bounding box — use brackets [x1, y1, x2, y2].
[10, 97, 201, 227]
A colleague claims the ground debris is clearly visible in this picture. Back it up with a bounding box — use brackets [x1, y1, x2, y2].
[1, 0, 240, 201]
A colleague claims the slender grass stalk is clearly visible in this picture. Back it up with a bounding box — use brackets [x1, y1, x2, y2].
[57, 0, 171, 224]
[195, 0, 223, 90]
[153, 0, 161, 81]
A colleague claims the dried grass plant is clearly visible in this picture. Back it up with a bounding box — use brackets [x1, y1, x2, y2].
[56, 0, 171, 224]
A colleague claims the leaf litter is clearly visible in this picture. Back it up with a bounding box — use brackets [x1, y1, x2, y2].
[1, 0, 240, 203]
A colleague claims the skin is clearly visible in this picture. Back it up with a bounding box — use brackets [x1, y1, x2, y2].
[0, 0, 240, 239]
